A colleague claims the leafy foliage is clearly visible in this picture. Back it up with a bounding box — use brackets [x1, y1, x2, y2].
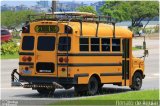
[100, 1, 131, 21]
[76, 6, 97, 14]
[1, 41, 19, 55]
[1, 10, 35, 29]
[100, 1, 159, 28]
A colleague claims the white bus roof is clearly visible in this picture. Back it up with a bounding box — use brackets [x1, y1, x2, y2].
[47, 12, 96, 17]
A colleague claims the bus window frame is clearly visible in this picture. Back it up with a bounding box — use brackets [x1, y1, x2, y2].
[79, 37, 90, 52]
[112, 38, 121, 52]
[58, 36, 71, 52]
[90, 37, 100, 52]
[101, 37, 111, 52]
[21, 35, 35, 51]
[37, 36, 56, 51]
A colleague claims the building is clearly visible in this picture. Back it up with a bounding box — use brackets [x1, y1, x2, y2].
[37, 1, 49, 8]
[91, 1, 105, 14]
[56, 1, 86, 12]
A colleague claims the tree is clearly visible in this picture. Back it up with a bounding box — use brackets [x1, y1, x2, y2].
[76, 6, 97, 14]
[1, 10, 35, 30]
[100, 1, 159, 34]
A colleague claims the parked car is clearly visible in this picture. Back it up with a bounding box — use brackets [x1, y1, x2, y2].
[1, 29, 12, 42]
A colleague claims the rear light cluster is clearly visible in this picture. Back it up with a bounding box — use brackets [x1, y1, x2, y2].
[62, 68, 66, 72]
[25, 67, 29, 70]
[22, 56, 32, 62]
[59, 57, 69, 63]
[59, 57, 69, 72]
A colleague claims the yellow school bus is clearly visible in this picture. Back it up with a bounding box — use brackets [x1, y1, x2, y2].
[11, 12, 145, 95]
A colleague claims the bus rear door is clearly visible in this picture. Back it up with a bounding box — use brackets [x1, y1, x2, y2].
[35, 35, 57, 76]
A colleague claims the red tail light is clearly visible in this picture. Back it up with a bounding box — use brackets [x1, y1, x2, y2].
[64, 57, 69, 63]
[25, 67, 29, 70]
[59, 57, 63, 63]
[62, 68, 65, 72]
[22, 56, 27, 61]
[27, 56, 32, 62]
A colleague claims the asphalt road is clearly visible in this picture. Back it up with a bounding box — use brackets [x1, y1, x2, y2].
[1, 38, 159, 105]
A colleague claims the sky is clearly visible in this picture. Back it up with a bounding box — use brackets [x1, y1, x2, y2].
[1, 0, 42, 7]
[0, 0, 99, 7]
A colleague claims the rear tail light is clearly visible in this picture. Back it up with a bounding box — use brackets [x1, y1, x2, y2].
[22, 56, 32, 62]
[59, 57, 63, 63]
[27, 56, 32, 62]
[22, 56, 27, 61]
[62, 68, 66, 72]
[64, 57, 69, 63]
[25, 67, 29, 70]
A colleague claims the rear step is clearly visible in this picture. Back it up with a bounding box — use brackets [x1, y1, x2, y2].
[23, 82, 63, 89]
[11, 69, 63, 89]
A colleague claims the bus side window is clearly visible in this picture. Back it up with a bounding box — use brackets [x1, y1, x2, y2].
[91, 38, 100, 51]
[101, 38, 110, 51]
[80, 38, 89, 51]
[112, 38, 120, 51]
[58, 37, 71, 51]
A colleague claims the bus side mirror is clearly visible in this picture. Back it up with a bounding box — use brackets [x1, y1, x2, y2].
[144, 49, 149, 57]
[143, 41, 146, 49]
[143, 40, 149, 57]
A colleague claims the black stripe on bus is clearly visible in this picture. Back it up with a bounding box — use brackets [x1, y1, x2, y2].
[19, 62, 34, 65]
[100, 72, 122, 76]
[57, 53, 122, 56]
[19, 52, 34, 55]
[58, 63, 122, 67]
[74, 73, 89, 77]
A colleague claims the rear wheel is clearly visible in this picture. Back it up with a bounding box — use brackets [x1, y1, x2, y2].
[74, 77, 99, 96]
[74, 84, 88, 96]
[130, 72, 142, 90]
[63, 85, 73, 90]
[87, 77, 99, 95]
[37, 88, 55, 95]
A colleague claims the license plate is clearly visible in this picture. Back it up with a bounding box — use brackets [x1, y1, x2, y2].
[39, 70, 51, 73]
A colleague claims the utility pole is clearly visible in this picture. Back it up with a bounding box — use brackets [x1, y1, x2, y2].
[52, 0, 56, 14]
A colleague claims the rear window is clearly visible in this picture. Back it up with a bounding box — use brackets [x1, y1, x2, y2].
[58, 37, 71, 51]
[37, 36, 55, 51]
[22, 36, 34, 50]
[1, 30, 10, 35]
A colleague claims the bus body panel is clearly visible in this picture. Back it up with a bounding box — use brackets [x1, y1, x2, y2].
[17, 21, 144, 88]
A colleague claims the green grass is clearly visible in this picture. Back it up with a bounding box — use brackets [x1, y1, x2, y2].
[1, 53, 19, 59]
[50, 90, 159, 105]
[132, 47, 142, 51]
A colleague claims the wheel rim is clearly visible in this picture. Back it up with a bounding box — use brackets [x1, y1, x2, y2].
[89, 80, 98, 93]
[89, 81, 95, 91]
[135, 77, 141, 87]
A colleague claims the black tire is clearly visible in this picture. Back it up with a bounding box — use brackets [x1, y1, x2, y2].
[37, 88, 55, 95]
[63, 85, 73, 90]
[98, 84, 104, 89]
[87, 77, 99, 95]
[130, 72, 142, 90]
[74, 84, 88, 96]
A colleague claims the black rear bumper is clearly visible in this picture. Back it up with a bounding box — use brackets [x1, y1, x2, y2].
[19, 76, 77, 85]
[11, 69, 81, 86]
